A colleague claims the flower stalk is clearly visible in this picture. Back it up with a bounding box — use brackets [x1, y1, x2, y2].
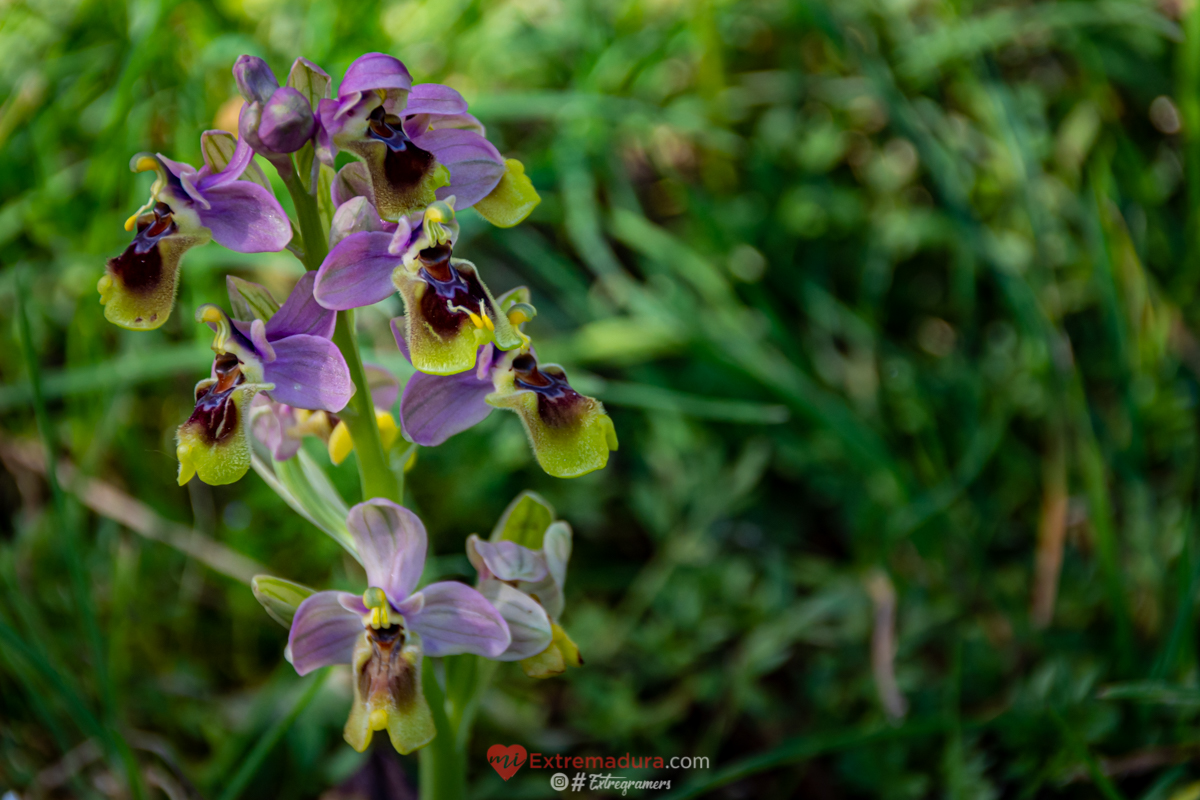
[419, 659, 466, 800]
[282, 164, 401, 505]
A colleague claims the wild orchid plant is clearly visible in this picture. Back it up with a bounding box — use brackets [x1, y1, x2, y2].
[101, 52, 616, 798]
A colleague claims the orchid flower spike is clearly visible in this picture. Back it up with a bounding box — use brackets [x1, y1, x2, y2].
[177, 273, 353, 486]
[317, 52, 539, 225]
[316, 200, 525, 375]
[258, 500, 510, 754]
[99, 135, 291, 331]
[467, 491, 580, 678]
[392, 288, 617, 478]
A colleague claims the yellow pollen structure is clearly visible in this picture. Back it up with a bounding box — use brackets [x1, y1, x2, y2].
[506, 303, 535, 327]
[422, 199, 456, 246]
[363, 587, 391, 630]
[198, 306, 231, 352]
[124, 156, 167, 231]
[369, 709, 389, 731]
[450, 301, 494, 333]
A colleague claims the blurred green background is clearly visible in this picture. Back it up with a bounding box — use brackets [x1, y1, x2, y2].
[7, 0, 1200, 797]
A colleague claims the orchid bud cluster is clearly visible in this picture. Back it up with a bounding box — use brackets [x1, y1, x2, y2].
[101, 52, 615, 756]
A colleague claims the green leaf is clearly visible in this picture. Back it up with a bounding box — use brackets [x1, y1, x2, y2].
[227, 276, 281, 323]
[269, 450, 357, 561]
[1098, 682, 1200, 706]
[251, 576, 315, 628]
[317, 163, 336, 231]
[490, 491, 555, 548]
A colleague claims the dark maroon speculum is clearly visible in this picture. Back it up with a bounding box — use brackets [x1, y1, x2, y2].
[366, 105, 436, 193]
[510, 353, 587, 428]
[416, 245, 494, 336]
[186, 353, 246, 444]
[107, 203, 177, 294]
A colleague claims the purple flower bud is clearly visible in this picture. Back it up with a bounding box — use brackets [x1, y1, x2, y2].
[233, 55, 279, 105]
[259, 87, 316, 153]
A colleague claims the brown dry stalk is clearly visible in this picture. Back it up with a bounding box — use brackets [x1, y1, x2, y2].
[0, 438, 263, 584]
[865, 568, 907, 720]
[1031, 430, 1068, 628]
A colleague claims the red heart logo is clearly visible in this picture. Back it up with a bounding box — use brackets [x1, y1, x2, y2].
[487, 743, 527, 781]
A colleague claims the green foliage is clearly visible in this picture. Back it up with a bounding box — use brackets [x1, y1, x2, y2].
[4, 0, 1200, 797]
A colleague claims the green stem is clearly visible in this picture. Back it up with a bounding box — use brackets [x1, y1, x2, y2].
[420, 659, 466, 800]
[281, 166, 400, 504]
[218, 669, 329, 800]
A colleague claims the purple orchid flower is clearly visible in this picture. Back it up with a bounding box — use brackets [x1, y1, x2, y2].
[254, 363, 401, 465]
[391, 290, 618, 478]
[286, 500, 510, 753]
[467, 521, 580, 677]
[234, 56, 328, 170]
[176, 272, 353, 486]
[464, 491, 580, 678]
[99, 136, 292, 331]
[315, 200, 525, 375]
[316, 52, 539, 225]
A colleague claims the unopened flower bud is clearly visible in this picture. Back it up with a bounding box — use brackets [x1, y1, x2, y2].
[233, 55, 279, 104]
[259, 87, 316, 153]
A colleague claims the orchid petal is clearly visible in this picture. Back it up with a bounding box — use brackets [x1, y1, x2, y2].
[471, 539, 548, 583]
[234, 55, 279, 105]
[262, 333, 353, 412]
[480, 581, 553, 661]
[391, 258, 523, 376]
[404, 83, 469, 117]
[339, 53, 413, 99]
[250, 397, 303, 461]
[315, 231, 398, 310]
[196, 180, 292, 253]
[414, 128, 505, 209]
[250, 319, 276, 362]
[398, 581, 510, 658]
[346, 499, 426, 601]
[396, 342, 495, 445]
[266, 272, 336, 339]
[332, 162, 374, 208]
[330, 196, 383, 246]
[196, 134, 256, 192]
[288, 591, 363, 674]
[542, 521, 572, 597]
